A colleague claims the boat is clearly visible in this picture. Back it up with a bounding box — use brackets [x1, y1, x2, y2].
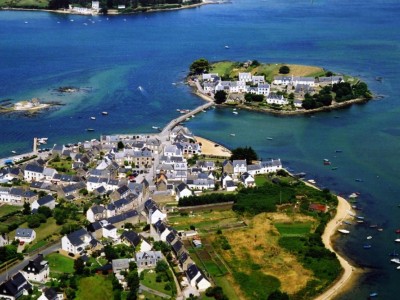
[395, 239, 400, 243]
[390, 258, 400, 264]
[369, 292, 378, 297]
[369, 224, 378, 228]
[11, 150, 16, 154]
[266, 137, 273, 140]
[363, 245, 372, 249]
[355, 178, 364, 182]
[86, 128, 95, 132]
[338, 229, 350, 234]
[335, 150, 343, 153]
[357, 220, 364, 224]
[230, 133, 235, 136]
[377, 228, 384, 232]
[232, 111, 238, 115]
[176, 109, 181, 112]
[349, 193, 358, 198]
[356, 216, 365, 220]
[367, 236, 372, 240]
[323, 159, 331, 165]
[101, 112, 108, 115]
[225, 45, 229, 49]
[90, 117, 96, 120]
[343, 221, 352, 225]
[397, 266, 400, 270]
[152, 126, 159, 130]
[307, 179, 316, 184]
[395, 229, 400, 234]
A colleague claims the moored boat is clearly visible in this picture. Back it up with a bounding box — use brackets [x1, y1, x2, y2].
[363, 245, 372, 249]
[395, 239, 400, 243]
[232, 111, 238, 115]
[101, 111, 108, 115]
[86, 128, 95, 132]
[323, 159, 331, 165]
[338, 229, 350, 234]
[367, 236, 372, 240]
[230, 133, 235, 136]
[390, 258, 400, 264]
[369, 292, 378, 297]
[90, 116, 96, 120]
[307, 179, 316, 184]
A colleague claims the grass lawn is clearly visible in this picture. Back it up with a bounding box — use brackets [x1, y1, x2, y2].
[274, 222, 313, 237]
[76, 275, 113, 300]
[11, 217, 61, 241]
[48, 159, 76, 175]
[139, 290, 165, 300]
[168, 210, 240, 232]
[213, 276, 240, 300]
[0, 204, 21, 217]
[210, 61, 237, 78]
[255, 175, 268, 186]
[46, 253, 74, 274]
[27, 240, 47, 253]
[141, 270, 173, 296]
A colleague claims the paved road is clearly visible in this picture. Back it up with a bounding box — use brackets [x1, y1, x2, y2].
[140, 284, 171, 299]
[0, 241, 60, 282]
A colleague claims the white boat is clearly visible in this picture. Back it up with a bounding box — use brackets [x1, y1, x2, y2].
[90, 117, 96, 120]
[102, 112, 108, 115]
[225, 45, 229, 49]
[397, 266, 400, 270]
[349, 193, 358, 198]
[11, 150, 16, 154]
[266, 137, 273, 140]
[230, 133, 235, 136]
[232, 111, 238, 115]
[152, 126, 159, 130]
[391, 258, 400, 264]
[395, 239, 400, 243]
[307, 179, 316, 184]
[367, 236, 372, 240]
[338, 229, 350, 234]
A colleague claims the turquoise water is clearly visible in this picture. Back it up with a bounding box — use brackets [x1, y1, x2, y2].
[1, 0, 400, 298]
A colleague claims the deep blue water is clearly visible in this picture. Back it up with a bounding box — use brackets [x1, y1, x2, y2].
[1, 0, 400, 298]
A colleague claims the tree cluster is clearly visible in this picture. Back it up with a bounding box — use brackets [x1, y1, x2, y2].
[332, 81, 371, 102]
[205, 286, 229, 300]
[244, 93, 264, 102]
[302, 86, 333, 109]
[214, 90, 227, 104]
[178, 193, 236, 207]
[279, 65, 290, 74]
[126, 262, 140, 300]
[189, 58, 210, 75]
[230, 146, 258, 164]
[0, 244, 23, 265]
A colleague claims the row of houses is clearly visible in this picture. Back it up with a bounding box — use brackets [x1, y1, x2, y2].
[145, 201, 212, 295]
[273, 75, 343, 86]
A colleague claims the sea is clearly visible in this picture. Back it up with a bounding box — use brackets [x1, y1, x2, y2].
[1, 0, 399, 298]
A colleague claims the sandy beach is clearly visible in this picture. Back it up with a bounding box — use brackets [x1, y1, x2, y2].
[195, 136, 231, 158]
[314, 195, 358, 300]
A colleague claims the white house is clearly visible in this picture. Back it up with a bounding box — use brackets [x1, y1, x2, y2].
[202, 73, 219, 81]
[61, 228, 98, 255]
[152, 220, 172, 242]
[144, 199, 167, 224]
[37, 287, 64, 300]
[175, 182, 193, 201]
[22, 254, 49, 283]
[24, 164, 44, 182]
[15, 228, 36, 243]
[0, 234, 9, 247]
[241, 172, 255, 188]
[135, 251, 162, 269]
[185, 264, 211, 292]
[257, 83, 270, 96]
[266, 94, 288, 105]
[0, 272, 32, 300]
[102, 224, 118, 240]
[238, 72, 252, 82]
[221, 173, 233, 189]
[233, 160, 247, 174]
[252, 75, 265, 85]
[86, 205, 107, 223]
[273, 76, 292, 85]
[31, 195, 56, 212]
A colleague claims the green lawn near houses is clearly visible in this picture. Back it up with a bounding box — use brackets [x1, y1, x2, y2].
[254, 174, 268, 186]
[12, 217, 61, 241]
[274, 222, 313, 237]
[140, 269, 174, 297]
[48, 158, 76, 175]
[75, 275, 114, 300]
[213, 276, 240, 300]
[0, 204, 21, 217]
[46, 253, 74, 274]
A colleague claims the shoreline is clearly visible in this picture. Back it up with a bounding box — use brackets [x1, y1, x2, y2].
[194, 135, 231, 157]
[301, 180, 362, 300]
[0, 2, 209, 16]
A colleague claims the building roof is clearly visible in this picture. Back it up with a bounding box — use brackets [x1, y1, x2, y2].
[66, 228, 90, 247]
[23, 254, 48, 274]
[186, 263, 200, 280]
[37, 195, 55, 206]
[25, 164, 44, 173]
[0, 272, 31, 297]
[15, 228, 35, 238]
[121, 231, 141, 247]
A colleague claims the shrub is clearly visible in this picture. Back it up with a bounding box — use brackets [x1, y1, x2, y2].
[279, 65, 290, 74]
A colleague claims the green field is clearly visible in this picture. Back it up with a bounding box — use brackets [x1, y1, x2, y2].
[12, 217, 61, 241]
[0, 205, 21, 217]
[76, 275, 114, 300]
[274, 222, 313, 237]
[141, 269, 174, 296]
[254, 175, 268, 186]
[0, 0, 49, 8]
[46, 253, 74, 274]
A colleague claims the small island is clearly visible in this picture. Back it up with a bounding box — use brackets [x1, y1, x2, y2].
[188, 58, 373, 115]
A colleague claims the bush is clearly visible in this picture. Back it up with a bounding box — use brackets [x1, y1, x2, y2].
[279, 65, 290, 74]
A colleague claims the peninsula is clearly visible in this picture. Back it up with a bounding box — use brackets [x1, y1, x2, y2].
[0, 98, 58, 114]
[188, 58, 373, 115]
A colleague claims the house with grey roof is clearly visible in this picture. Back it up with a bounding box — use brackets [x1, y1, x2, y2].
[185, 263, 211, 292]
[21, 254, 49, 283]
[61, 228, 99, 255]
[121, 231, 151, 252]
[175, 182, 193, 201]
[31, 195, 56, 213]
[0, 272, 32, 300]
[86, 205, 107, 223]
[24, 164, 45, 182]
[15, 228, 36, 243]
[233, 160, 247, 175]
[135, 251, 162, 269]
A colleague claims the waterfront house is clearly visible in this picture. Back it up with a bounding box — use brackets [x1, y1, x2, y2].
[267, 93, 288, 105]
[273, 76, 292, 85]
[15, 228, 36, 243]
[135, 251, 162, 268]
[0, 272, 32, 300]
[202, 73, 219, 81]
[21, 254, 49, 283]
[317, 76, 343, 85]
[252, 75, 266, 85]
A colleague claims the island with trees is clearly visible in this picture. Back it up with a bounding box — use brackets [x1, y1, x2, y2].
[188, 58, 373, 115]
[0, 0, 206, 15]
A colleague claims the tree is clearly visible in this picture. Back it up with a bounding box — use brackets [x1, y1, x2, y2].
[230, 146, 258, 164]
[189, 58, 210, 75]
[214, 90, 227, 104]
[74, 257, 85, 275]
[267, 290, 290, 300]
[117, 141, 125, 150]
[104, 245, 118, 261]
[155, 260, 169, 273]
[279, 65, 290, 74]
[37, 206, 52, 218]
[23, 202, 31, 215]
